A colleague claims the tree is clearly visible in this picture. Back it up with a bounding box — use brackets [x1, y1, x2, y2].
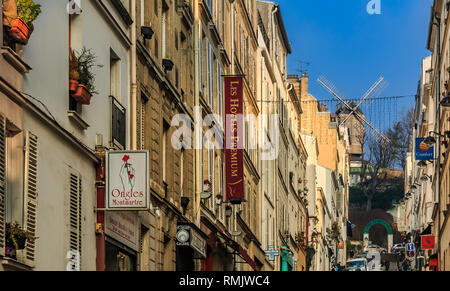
[387, 108, 414, 171]
[352, 108, 414, 211]
[358, 135, 395, 211]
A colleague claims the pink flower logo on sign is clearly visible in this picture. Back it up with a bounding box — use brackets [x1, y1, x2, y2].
[120, 155, 135, 192]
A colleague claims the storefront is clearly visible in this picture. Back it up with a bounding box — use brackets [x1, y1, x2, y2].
[105, 238, 137, 271]
[281, 246, 294, 271]
[104, 211, 140, 271]
[176, 222, 208, 271]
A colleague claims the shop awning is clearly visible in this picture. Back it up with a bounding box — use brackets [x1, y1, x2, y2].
[429, 255, 438, 267]
[238, 246, 257, 271]
[420, 225, 432, 236]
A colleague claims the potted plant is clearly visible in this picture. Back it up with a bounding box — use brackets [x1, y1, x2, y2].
[71, 48, 102, 105]
[5, 222, 34, 259]
[69, 50, 80, 93]
[5, 0, 42, 45]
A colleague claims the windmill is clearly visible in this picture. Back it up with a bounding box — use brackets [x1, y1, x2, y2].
[317, 75, 390, 144]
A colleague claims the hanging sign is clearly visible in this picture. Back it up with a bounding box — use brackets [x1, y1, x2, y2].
[415, 138, 434, 161]
[106, 151, 149, 210]
[421, 235, 436, 250]
[225, 76, 244, 204]
[105, 211, 140, 251]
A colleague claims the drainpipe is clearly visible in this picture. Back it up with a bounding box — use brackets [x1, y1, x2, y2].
[131, 0, 137, 151]
[194, 0, 201, 227]
[95, 148, 106, 271]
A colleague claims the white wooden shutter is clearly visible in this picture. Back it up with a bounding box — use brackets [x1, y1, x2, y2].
[69, 170, 82, 270]
[0, 115, 6, 256]
[23, 131, 38, 266]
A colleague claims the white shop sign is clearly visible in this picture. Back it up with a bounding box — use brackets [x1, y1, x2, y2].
[105, 211, 140, 252]
[106, 151, 149, 210]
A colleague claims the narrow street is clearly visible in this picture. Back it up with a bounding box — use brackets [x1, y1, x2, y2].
[0, 0, 447, 275]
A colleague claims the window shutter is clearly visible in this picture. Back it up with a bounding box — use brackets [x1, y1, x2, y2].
[69, 170, 82, 270]
[23, 131, 38, 266]
[0, 115, 6, 256]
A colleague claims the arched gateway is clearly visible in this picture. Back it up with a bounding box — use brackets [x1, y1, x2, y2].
[363, 219, 393, 252]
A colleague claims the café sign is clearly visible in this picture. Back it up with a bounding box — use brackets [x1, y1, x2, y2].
[106, 151, 149, 210]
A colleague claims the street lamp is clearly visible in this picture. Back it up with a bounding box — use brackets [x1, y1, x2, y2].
[417, 160, 429, 168]
[424, 136, 437, 145]
[424, 131, 448, 145]
[410, 184, 420, 190]
[420, 174, 432, 182]
[440, 96, 450, 107]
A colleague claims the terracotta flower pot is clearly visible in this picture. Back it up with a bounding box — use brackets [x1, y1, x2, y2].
[72, 84, 92, 105]
[69, 80, 79, 93]
[8, 18, 32, 45]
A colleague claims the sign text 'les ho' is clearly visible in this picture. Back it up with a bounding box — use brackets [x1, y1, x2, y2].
[106, 151, 149, 210]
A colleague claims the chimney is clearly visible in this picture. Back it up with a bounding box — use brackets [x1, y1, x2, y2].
[301, 70, 309, 98]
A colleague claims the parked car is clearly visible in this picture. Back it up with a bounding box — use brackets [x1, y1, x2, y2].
[364, 244, 387, 253]
[391, 243, 405, 253]
[345, 258, 368, 271]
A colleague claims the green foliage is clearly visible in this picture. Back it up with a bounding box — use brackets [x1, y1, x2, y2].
[326, 222, 341, 244]
[350, 184, 404, 211]
[16, 0, 42, 25]
[6, 222, 34, 249]
[76, 48, 103, 95]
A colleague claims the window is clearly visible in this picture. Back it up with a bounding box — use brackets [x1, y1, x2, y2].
[253, 190, 256, 232]
[0, 113, 38, 265]
[199, 36, 203, 94]
[137, 93, 148, 150]
[161, 6, 168, 59]
[265, 208, 269, 248]
[110, 50, 121, 102]
[163, 121, 170, 184]
[180, 148, 184, 197]
[69, 168, 82, 270]
[206, 0, 213, 15]
[154, 37, 159, 59]
[216, 61, 224, 119]
[206, 40, 214, 108]
[111, 97, 126, 149]
[218, 155, 225, 222]
[207, 149, 215, 211]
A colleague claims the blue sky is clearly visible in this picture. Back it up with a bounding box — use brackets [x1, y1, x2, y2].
[277, 0, 431, 115]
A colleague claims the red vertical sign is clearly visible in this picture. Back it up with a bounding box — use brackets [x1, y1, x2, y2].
[225, 76, 244, 204]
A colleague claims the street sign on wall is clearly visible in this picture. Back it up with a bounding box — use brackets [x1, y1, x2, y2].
[415, 138, 434, 161]
[106, 151, 149, 210]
